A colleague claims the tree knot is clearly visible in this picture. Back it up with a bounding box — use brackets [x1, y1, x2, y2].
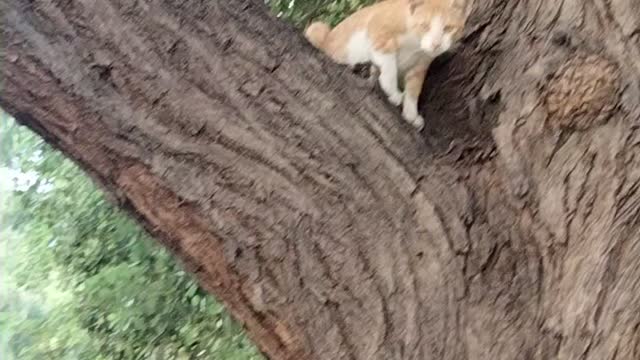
[544, 54, 619, 130]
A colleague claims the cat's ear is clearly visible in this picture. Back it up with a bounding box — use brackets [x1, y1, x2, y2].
[449, 0, 463, 9]
[450, 0, 472, 19]
[407, 0, 423, 13]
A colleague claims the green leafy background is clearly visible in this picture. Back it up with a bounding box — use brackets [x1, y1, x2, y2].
[0, 1, 368, 359]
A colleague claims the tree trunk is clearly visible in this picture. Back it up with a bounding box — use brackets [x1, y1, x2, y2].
[2, 0, 640, 359]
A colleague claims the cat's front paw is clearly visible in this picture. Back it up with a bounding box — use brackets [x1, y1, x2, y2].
[410, 115, 425, 131]
[405, 115, 424, 131]
[387, 91, 403, 106]
[402, 110, 424, 130]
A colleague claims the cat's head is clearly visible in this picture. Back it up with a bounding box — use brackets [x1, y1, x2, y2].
[407, 0, 467, 56]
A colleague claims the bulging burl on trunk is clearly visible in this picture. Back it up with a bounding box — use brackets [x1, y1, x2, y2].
[545, 53, 620, 131]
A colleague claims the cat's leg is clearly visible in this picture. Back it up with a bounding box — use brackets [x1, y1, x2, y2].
[368, 29, 403, 106]
[367, 64, 380, 87]
[401, 58, 432, 130]
[371, 51, 403, 106]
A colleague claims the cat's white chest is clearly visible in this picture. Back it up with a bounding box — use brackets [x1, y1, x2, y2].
[346, 30, 372, 65]
[397, 33, 426, 73]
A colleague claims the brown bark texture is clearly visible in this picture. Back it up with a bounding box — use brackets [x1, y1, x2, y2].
[2, 0, 640, 359]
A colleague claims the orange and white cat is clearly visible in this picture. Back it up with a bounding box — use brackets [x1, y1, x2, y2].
[305, 0, 467, 130]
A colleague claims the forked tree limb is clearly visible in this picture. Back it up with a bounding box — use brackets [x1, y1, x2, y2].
[2, 0, 640, 359]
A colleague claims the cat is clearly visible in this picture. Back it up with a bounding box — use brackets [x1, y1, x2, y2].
[304, 0, 467, 130]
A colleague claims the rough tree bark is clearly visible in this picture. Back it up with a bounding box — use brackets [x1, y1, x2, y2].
[2, 0, 640, 359]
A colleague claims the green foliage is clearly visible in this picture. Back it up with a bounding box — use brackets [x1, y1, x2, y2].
[0, 114, 262, 359]
[267, 0, 375, 27]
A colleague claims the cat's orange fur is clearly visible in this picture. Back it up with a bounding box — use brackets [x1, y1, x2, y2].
[305, 0, 467, 130]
